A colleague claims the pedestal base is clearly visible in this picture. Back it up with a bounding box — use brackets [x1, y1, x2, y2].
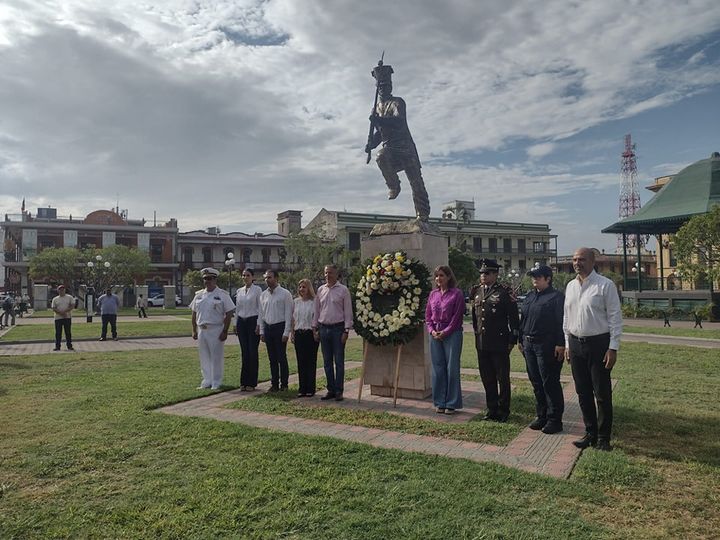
[359, 227, 448, 400]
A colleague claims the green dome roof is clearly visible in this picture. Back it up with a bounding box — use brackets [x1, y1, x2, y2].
[603, 152, 720, 235]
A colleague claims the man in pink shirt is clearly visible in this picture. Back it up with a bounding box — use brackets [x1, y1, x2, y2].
[313, 264, 353, 401]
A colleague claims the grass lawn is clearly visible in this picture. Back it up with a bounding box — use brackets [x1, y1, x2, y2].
[28, 307, 193, 318]
[623, 325, 720, 340]
[1, 339, 718, 538]
[0, 320, 192, 342]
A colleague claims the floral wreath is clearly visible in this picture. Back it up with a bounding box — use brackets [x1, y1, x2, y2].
[353, 251, 431, 346]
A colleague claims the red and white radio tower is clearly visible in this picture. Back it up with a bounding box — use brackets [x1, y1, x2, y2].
[617, 134, 643, 250]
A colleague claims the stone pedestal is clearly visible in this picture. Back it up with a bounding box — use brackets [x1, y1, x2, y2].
[163, 285, 176, 309]
[33, 284, 49, 311]
[359, 221, 448, 399]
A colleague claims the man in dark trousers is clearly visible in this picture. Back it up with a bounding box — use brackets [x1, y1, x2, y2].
[563, 247, 623, 452]
[471, 259, 520, 422]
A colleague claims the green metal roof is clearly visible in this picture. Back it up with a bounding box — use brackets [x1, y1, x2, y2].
[603, 152, 720, 235]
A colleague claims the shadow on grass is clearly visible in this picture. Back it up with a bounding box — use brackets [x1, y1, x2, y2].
[0, 362, 32, 369]
[615, 405, 720, 467]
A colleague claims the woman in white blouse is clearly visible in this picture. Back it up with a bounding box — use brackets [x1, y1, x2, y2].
[291, 279, 320, 397]
[235, 268, 262, 391]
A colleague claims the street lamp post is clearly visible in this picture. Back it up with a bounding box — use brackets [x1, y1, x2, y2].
[85, 255, 111, 322]
[225, 252, 235, 296]
[631, 262, 645, 292]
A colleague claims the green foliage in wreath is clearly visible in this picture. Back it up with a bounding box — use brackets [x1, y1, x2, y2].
[353, 251, 431, 346]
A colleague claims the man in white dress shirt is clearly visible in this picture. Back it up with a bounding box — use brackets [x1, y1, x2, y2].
[563, 247, 623, 451]
[259, 269, 293, 392]
[190, 267, 235, 390]
[235, 268, 262, 391]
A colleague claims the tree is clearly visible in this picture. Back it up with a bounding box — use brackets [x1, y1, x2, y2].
[672, 205, 720, 289]
[28, 247, 82, 288]
[183, 269, 241, 294]
[283, 232, 355, 293]
[448, 247, 479, 292]
[81, 245, 151, 291]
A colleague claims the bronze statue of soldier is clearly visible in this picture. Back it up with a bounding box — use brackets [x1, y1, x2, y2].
[365, 60, 431, 221]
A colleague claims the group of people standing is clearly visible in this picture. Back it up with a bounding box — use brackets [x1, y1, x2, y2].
[191, 245, 622, 451]
[48, 286, 121, 350]
[190, 264, 352, 400]
[426, 247, 623, 450]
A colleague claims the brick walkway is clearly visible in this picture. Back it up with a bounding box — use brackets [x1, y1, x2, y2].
[158, 362, 602, 479]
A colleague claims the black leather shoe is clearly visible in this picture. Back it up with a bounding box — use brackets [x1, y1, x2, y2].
[53, 347, 61, 351]
[497, 412, 509, 423]
[280, 386, 288, 391]
[320, 393, 336, 401]
[484, 411, 500, 421]
[268, 386, 280, 393]
[334, 393, 344, 401]
[595, 440, 613, 452]
[572, 434, 597, 449]
[529, 417, 547, 430]
[541, 422, 563, 434]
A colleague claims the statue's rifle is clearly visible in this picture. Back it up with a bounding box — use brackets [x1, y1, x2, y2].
[365, 51, 385, 164]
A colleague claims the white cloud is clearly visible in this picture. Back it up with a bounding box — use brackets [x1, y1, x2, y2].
[1, 0, 720, 256]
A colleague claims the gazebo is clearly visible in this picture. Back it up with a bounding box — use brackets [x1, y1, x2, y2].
[602, 152, 720, 312]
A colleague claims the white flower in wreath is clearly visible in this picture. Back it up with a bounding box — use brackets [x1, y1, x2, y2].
[413, 287, 422, 295]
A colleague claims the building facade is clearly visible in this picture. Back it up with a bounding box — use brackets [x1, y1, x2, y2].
[2, 207, 178, 296]
[301, 201, 557, 273]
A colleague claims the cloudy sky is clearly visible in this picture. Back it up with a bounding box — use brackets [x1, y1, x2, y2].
[1, 0, 720, 254]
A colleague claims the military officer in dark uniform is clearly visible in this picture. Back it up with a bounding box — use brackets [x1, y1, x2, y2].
[471, 259, 520, 422]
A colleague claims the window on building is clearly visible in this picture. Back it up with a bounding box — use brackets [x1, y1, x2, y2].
[503, 239, 512, 253]
[150, 242, 164, 262]
[202, 247, 212, 263]
[488, 238, 497, 253]
[242, 248, 252, 263]
[517, 239, 526, 253]
[669, 249, 677, 267]
[518, 259, 526, 271]
[473, 237, 482, 252]
[533, 241, 545, 253]
[348, 232, 361, 251]
[183, 247, 193, 265]
[262, 248, 271, 264]
[39, 239, 56, 249]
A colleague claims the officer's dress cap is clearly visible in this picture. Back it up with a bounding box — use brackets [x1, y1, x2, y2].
[200, 267, 220, 277]
[478, 259, 501, 273]
[527, 265, 553, 278]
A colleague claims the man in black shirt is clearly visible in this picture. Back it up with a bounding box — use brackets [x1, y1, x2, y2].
[518, 265, 566, 434]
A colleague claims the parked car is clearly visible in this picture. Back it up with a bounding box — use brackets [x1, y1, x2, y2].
[148, 294, 182, 307]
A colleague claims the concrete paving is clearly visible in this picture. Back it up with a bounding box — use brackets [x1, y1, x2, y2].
[157, 362, 596, 479]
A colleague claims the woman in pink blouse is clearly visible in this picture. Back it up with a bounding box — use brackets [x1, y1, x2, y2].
[425, 265, 465, 414]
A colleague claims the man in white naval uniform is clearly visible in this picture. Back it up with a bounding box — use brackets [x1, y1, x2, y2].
[190, 267, 236, 390]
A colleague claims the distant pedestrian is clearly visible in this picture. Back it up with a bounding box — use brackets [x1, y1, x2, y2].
[693, 311, 703, 329]
[1, 295, 13, 328]
[136, 294, 148, 318]
[313, 264, 353, 402]
[97, 287, 121, 341]
[662, 310, 671, 327]
[426, 265, 465, 415]
[51, 285, 75, 351]
[564, 247, 623, 452]
[190, 268, 235, 390]
[259, 270, 293, 392]
[235, 268, 262, 391]
[292, 279, 320, 397]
